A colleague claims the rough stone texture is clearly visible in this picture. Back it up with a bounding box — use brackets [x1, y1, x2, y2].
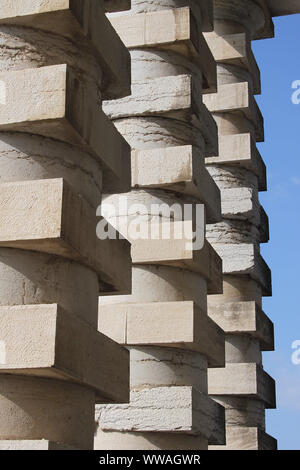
[0, 0, 131, 450]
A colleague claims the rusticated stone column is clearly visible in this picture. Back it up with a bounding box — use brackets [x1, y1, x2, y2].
[204, 0, 278, 450]
[95, 0, 226, 450]
[0, 1, 131, 450]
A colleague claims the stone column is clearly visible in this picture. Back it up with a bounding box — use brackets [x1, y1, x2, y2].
[95, 0, 225, 450]
[204, 0, 276, 450]
[0, 1, 131, 450]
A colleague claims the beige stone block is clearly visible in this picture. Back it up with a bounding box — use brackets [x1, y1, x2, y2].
[131, 145, 221, 223]
[209, 426, 277, 450]
[208, 363, 276, 409]
[0, 440, 76, 450]
[132, 237, 222, 295]
[103, 74, 218, 157]
[95, 430, 207, 450]
[208, 301, 274, 351]
[0, 65, 130, 193]
[219, 187, 260, 224]
[99, 301, 225, 367]
[0, 0, 130, 99]
[203, 82, 264, 142]
[211, 243, 272, 296]
[0, 178, 131, 294]
[0, 304, 129, 404]
[108, 7, 216, 92]
[206, 133, 266, 191]
[97, 386, 225, 445]
[204, 32, 260, 94]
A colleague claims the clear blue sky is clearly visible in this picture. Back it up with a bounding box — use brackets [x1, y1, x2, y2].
[252, 14, 300, 450]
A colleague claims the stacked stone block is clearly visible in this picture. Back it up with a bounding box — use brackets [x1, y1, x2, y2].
[0, 0, 131, 450]
[95, 0, 226, 450]
[204, 0, 277, 450]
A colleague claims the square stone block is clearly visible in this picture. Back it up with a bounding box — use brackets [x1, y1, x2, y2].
[0, 0, 130, 99]
[208, 363, 276, 409]
[97, 386, 225, 445]
[0, 178, 131, 294]
[208, 301, 274, 351]
[103, 74, 218, 157]
[206, 133, 266, 191]
[99, 301, 225, 367]
[131, 145, 221, 223]
[0, 304, 129, 404]
[203, 82, 264, 142]
[108, 7, 216, 92]
[0, 64, 130, 193]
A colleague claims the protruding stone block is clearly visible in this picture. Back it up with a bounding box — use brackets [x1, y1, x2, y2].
[208, 363, 276, 409]
[0, 304, 129, 404]
[97, 386, 225, 445]
[131, 145, 221, 223]
[211, 243, 272, 296]
[0, 65, 131, 192]
[204, 32, 261, 94]
[99, 301, 225, 367]
[103, 74, 218, 156]
[203, 82, 264, 142]
[206, 134, 266, 191]
[0, 0, 131, 99]
[132, 237, 222, 295]
[0, 178, 131, 293]
[108, 7, 216, 92]
[208, 301, 274, 351]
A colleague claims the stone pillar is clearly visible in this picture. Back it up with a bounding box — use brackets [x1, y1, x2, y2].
[95, 0, 226, 450]
[0, 1, 131, 450]
[203, 0, 277, 450]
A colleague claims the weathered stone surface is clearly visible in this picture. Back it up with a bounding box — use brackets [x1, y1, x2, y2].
[0, 178, 131, 294]
[208, 301, 274, 351]
[0, 0, 131, 99]
[96, 386, 225, 445]
[211, 243, 272, 296]
[0, 65, 131, 193]
[108, 7, 216, 92]
[204, 32, 261, 94]
[208, 363, 276, 409]
[131, 145, 221, 223]
[99, 301, 225, 367]
[103, 74, 218, 157]
[206, 134, 266, 191]
[0, 304, 129, 404]
[203, 82, 264, 142]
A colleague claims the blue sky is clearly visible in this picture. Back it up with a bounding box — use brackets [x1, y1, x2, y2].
[252, 14, 300, 450]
